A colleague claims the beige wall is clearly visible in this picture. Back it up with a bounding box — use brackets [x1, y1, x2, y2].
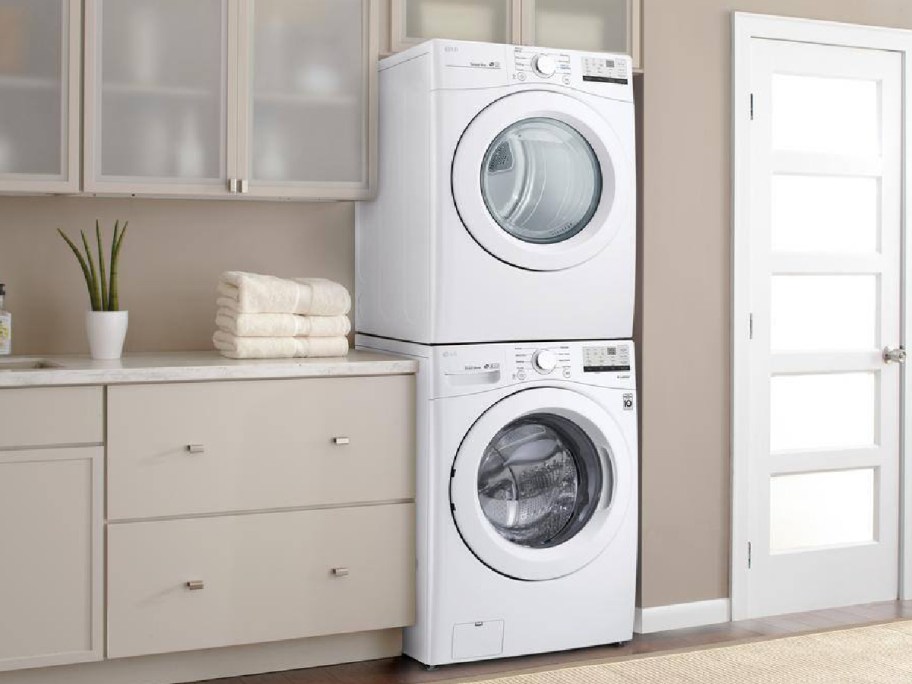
[639, 0, 912, 608]
[0, 197, 353, 355]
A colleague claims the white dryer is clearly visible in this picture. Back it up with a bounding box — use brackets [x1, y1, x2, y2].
[357, 39, 636, 344]
[357, 335, 638, 666]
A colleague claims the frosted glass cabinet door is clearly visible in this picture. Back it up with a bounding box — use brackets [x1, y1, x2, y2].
[240, 0, 378, 199]
[391, 0, 521, 52]
[0, 0, 80, 192]
[84, 0, 233, 196]
[522, 0, 640, 68]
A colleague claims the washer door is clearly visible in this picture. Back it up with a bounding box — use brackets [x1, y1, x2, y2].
[450, 388, 633, 581]
[452, 91, 632, 272]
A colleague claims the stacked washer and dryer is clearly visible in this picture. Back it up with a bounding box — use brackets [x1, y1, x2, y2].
[356, 39, 638, 668]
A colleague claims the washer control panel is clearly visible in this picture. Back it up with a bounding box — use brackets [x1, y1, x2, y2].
[581, 56, 630, 85]
[582, 344, 631, 373]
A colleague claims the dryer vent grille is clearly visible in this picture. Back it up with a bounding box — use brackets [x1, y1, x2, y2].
[487, 141, 514, 173]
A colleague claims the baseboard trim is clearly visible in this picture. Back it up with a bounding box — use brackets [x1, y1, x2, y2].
[634, 599, 731, 634]
[0, 629, 402, 684]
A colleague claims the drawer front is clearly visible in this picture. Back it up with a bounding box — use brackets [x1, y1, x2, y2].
[107, 376, 415, 519]
[0, 387, 103, 449]
[107, 503, 416, 658]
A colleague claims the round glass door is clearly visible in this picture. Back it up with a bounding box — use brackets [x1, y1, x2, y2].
[450, 388, 634, 581]
[451, 91, 633, 272]
[481, 118, 603, 245]
[477, 413, 607, 548]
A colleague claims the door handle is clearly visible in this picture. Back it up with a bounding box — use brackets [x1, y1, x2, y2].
[883, 346, 906, 364]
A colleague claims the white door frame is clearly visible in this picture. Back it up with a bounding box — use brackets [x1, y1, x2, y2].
[732, 12, 912, 620]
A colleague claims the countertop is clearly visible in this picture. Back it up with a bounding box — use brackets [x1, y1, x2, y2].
[0, 350, 417, 388]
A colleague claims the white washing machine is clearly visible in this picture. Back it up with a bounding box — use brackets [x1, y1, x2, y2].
[357, 335, 638, 666]
[356, 39, 636, 345]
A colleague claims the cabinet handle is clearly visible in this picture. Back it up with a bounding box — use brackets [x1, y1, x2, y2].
[332, 436, 351, 446]
[186, 444, 206, 454]
[228, 178, 238, 193]
[185, 580, 205, 591]
[331, 567, 349, 578]
[239, 179, 249, 194]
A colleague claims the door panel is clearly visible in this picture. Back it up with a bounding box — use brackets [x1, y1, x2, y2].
[742, 38, 901, 618]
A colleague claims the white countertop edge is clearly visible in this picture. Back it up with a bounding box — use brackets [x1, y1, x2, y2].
[0, 351, 418, 388]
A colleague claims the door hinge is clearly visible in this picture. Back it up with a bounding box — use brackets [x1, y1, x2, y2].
[747, 541, 752, 569]
[749, 313, 754, 340]
[750, 93, 754, 120]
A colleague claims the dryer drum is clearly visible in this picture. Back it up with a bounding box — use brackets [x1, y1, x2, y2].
[477, 412, 608, 549]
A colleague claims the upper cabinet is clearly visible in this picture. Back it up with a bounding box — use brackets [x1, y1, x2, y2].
[83, 0, 377, 200]
[84, 0, 232, 197]
[390, 0, 521, 52]
[241, 0, 377, 199]
[0, 0, 80, 193]
[389, 0, 641, 70]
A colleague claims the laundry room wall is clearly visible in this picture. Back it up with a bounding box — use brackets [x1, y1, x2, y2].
[638, 0, 912, 609]
[0, 197, 353, 355]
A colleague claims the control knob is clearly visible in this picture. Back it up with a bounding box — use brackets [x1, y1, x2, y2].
[532, 54, 557, 78]
[532, 349, 558, 374]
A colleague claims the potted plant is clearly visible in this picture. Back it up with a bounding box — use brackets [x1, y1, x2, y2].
[58, 220, 129, 360]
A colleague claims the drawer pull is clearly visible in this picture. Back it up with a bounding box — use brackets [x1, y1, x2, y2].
[185, 580, 205, 591]
[332, 437, 351, 446]
[331, 567, 350, 578]
[186, 444, 206, 454]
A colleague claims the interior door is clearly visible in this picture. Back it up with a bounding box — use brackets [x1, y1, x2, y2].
[449, 388, 633, 580]
[451, 90, 633, 271]
[740, 38, 902, 618]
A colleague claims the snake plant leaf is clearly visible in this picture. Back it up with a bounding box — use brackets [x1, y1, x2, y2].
[80, 230, 102, 312]
[58, 228, 100, 312]
[109, 220, 128, 312]
[96, 220, 109, 312]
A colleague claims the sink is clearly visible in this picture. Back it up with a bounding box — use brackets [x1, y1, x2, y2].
[0, 358, 62, 371]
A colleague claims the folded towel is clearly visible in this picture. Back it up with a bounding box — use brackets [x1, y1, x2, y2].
[217, 272, 351, 316]
[212, 331, 349, 359]
[215, 310, 351, 338]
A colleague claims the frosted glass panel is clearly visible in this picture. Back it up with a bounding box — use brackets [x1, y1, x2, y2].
[252, 0, 365, 183]
[772, 74, 880, 156]
[99, 0, 226, 180]
[535, 0, 629, 54]
[770, 276, 876, 352]
[771, 175, 879, 254]
[405, 0, 511, 43]
[770, 469, 875, 552]
[0, 0, 64, 175]
[770, 373, 876, 452]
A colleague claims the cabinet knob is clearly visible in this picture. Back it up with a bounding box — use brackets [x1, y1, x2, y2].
[331, 567, 350, 578]
[228, 178, 239, 193]
[186, 444, 206, 454]
[185, 580, 205, 591]
[332, 436, 351, 446]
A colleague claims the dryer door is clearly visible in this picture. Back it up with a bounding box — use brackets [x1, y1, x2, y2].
[450, 387, 634, 581]
[452, 91, 633, 272]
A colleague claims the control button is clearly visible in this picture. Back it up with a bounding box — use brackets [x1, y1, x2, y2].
[562, 368, 572, 379]
[517, 371, 527, 381]
[532, 349, 558, 374]
[517, 72, 527, 81]
[532, 54, 557, 78]
[562, 75, 571, 85]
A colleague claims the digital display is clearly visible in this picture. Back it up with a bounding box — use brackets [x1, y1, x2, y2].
[583, 345, 631, 373]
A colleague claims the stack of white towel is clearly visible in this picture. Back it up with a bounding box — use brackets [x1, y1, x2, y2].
[212, 271, 352, 359]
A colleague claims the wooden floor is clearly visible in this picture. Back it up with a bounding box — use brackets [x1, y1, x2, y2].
[197, 600, 912, 684]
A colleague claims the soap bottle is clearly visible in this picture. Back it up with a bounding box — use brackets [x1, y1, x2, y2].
[0, 284, 10, 356]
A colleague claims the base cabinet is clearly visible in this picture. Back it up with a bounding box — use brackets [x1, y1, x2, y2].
[0, 448, 103, 672]
[107, 502, 415, 658]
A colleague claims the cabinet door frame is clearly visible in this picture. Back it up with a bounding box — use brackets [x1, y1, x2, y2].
[389, 0, 522, 54]
[0, 447, 103, 672]
[236, 0, 378, 200]
[519, 0, 641, 70]
[0, 0, 81, 194]
[82, 0, 239, 197]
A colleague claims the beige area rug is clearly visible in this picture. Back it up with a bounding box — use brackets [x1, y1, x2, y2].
[465, 621, 912, 683]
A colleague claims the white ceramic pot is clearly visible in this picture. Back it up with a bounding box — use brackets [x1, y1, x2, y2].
[86, 311, 129, 360]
